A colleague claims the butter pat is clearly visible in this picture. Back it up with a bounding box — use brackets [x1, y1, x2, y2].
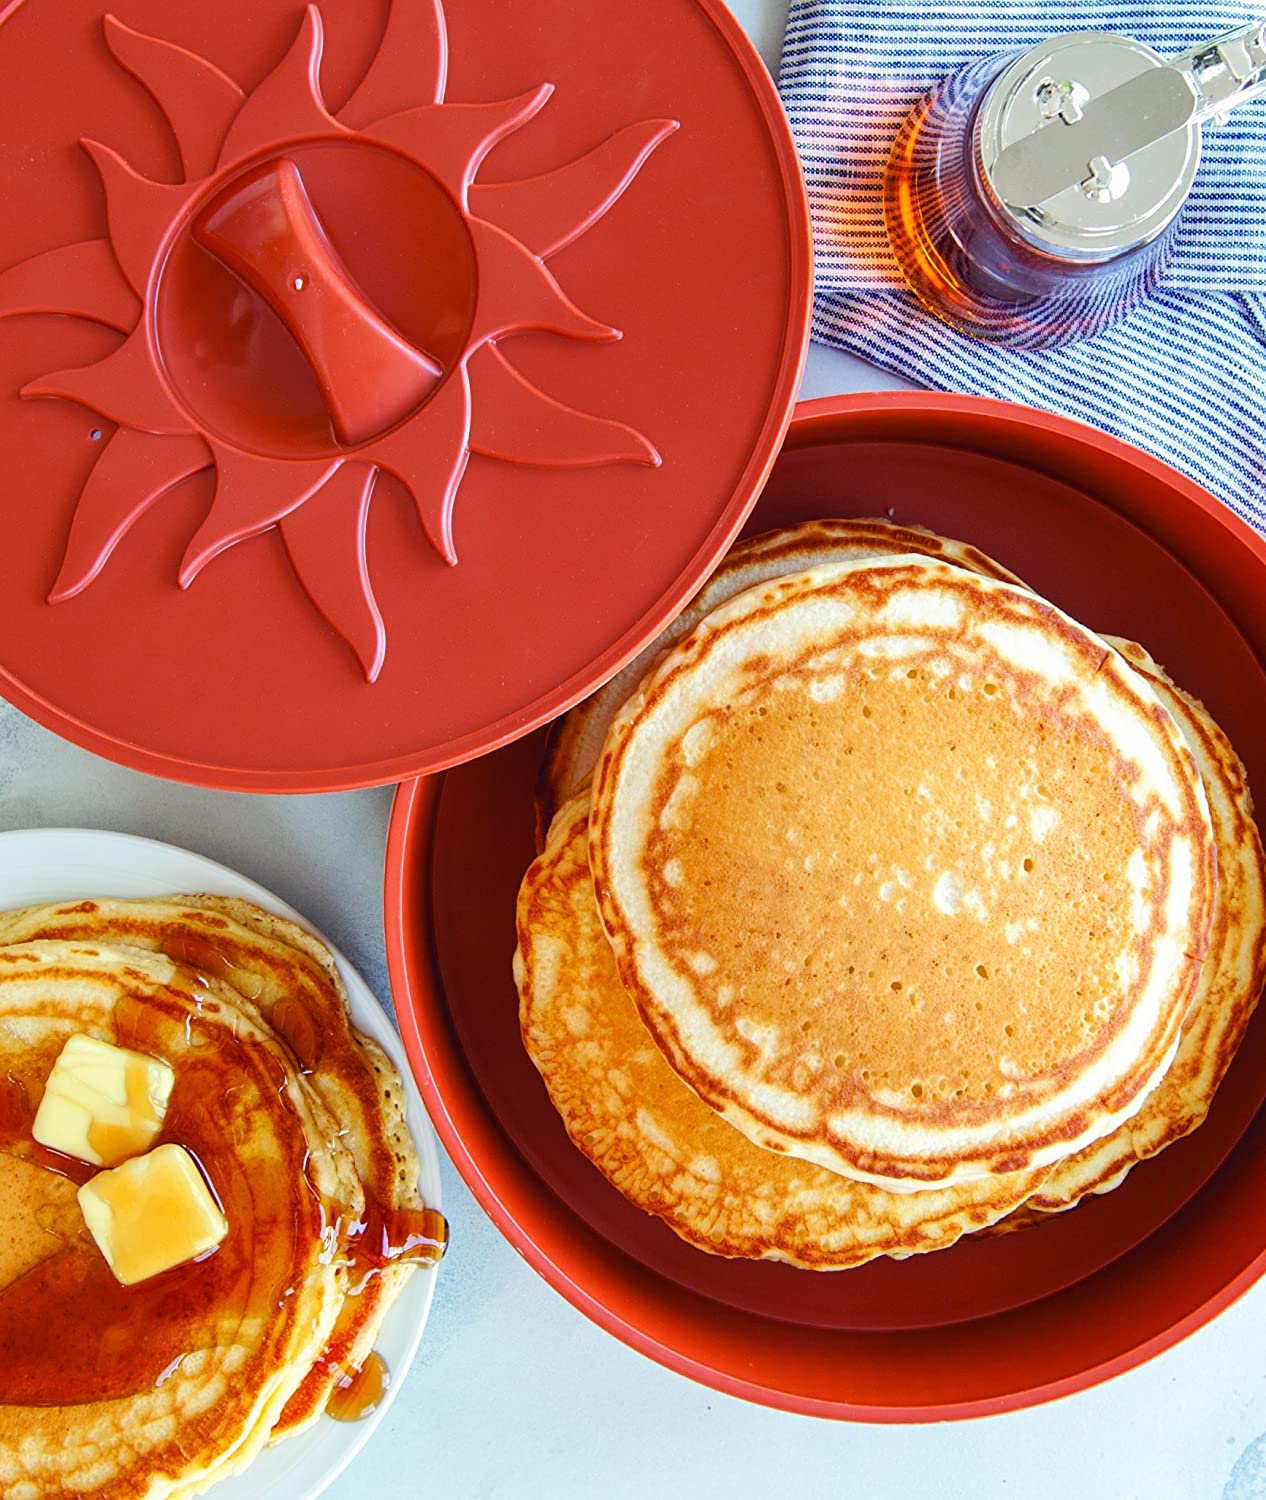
[33, 1034, 174, 1166]
[78, 1144, 227, 1285]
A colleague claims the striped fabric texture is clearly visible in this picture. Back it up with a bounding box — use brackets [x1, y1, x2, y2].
[778, 1, 1266, 524]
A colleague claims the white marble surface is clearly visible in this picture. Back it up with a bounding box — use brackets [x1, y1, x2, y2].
[2, 2, 1265, 1498]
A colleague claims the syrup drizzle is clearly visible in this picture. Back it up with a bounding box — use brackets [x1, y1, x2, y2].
[348, 1201, 449, 1283]
[84, 1050, 167, 1165]
[1, 1070, 96, 1184]
[0, 997, 304, 1405]
[160, 933, 323, 1070]
[326, 1350, 389, 1422]
[314, 1201, 448, 1421]
[4, 942, 449, 1420]
[159, 925, 450, 1423]
[272, 995, 323, 1073]
[159, 930, 239, 984]
[0, 1072, 28, 1135]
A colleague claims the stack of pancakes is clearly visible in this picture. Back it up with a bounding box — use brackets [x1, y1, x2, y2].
[516, 520, 1266, 1269]
[0, 896, 442, 1499]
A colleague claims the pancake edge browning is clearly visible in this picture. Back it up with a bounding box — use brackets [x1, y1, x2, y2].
[535, 519, 1029, 845]
[0, 941, 353, 1500]
[179, 897, 427, 1439]
[0, 896, 427, 1444]
[1014, 638, 1266, 1214]
[590, 556, 1216, 1191]
[517, 796, 1050, 1268]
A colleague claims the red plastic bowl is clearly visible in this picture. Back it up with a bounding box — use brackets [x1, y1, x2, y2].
[386, 393, 1266, 1419]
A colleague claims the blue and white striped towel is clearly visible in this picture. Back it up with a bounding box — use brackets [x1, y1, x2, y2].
[778, 1, 1266, 527]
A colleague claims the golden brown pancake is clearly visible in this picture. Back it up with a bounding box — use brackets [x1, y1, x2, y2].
[0, 895, 427, 1439]
[590, 556, 1216, 1189]
[536, 519, 1027, 843]
[517, 796, 1049, 1266]
[1015, 638, 1266, 1213]
[0, 941, 354, 1500]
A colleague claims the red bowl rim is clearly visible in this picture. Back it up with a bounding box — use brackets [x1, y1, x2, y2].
[385, 390, 1266, 1421]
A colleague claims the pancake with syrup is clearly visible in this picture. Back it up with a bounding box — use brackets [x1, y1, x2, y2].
[517, 795, 1050, 1266]
[590, 556, 1216, 1190]
[0, 941, 353, 1499]
[536, 519, 1027, 843]
[1010, 638, 1266, 1215]
[0, 895, 445, 1437]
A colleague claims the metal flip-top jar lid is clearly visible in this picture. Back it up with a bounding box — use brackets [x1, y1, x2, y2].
[977, 33, 1201, 262]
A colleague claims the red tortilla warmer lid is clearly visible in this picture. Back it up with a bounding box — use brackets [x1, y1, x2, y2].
[0, 0, 811, 790]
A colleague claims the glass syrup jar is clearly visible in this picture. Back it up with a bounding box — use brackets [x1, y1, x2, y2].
[883, 23, 1266, 348]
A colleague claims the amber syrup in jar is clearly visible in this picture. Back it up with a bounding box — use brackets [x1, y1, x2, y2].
[882, 52, 1182, 350]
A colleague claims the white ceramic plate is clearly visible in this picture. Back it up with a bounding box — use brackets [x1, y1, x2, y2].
[0, 827, 443, 1500]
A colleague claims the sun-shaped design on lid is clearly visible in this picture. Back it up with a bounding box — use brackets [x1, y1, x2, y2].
[0, 0, 676, 681]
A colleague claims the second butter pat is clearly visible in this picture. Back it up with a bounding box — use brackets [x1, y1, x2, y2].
[32, 1033, 174, 1167]
[78, 1143, 228, 1285]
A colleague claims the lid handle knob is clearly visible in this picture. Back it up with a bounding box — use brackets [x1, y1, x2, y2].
[193, 158, 442, 448]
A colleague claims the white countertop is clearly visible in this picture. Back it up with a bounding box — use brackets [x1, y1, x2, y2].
[2, 3, 1264, 1497]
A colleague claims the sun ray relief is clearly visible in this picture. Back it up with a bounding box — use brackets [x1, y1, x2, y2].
[336, 0, 448, 126]
[50, 431, 211, 602]
[215, 6, 347, 171]
[279, 463, 385, 681]
[471, 120, 679, 259]
[362, 85, 554, 211]
[0, 0, 677, 680]
[179, 450, 340, 586]
[102, 15, 245, 179]
[371, 365, 471, 564]
[22, 330, 188, 435]
[0, 243, 138, 331]
[468, 345, 659, 469]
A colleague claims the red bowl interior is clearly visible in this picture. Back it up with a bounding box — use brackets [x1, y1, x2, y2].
[386, 392, 1266, 1418]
